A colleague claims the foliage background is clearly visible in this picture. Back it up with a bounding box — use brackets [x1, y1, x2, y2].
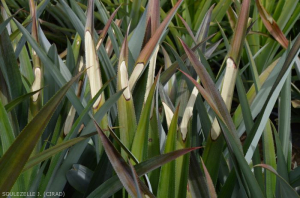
[0, 0, 300, 197]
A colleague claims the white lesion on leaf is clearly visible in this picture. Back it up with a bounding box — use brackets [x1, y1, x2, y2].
[120, 61, 131, 100]
[226, 57, 236, 69]
[180, 86, 199, 141]
[162, 102, 174, 129]
[129, 63, 144, 92]
[85, 31, 103, 109]
[32, 67, 41, 102]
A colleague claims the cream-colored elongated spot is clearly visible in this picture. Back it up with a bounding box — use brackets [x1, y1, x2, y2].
[211, 119, 221, 140]
[180, 87, 198, 140]
[85, 31, 102, 108]
[162, 102, 174, 129]
[211, 57, 238, 140]
[261, 6, 273, 23]
[120, 61, 131, 100]
[226, 57, 236, 69]
[129, 63, 144, 92]
[64, 106, 76, 135]
[78, 56, 84, 72]
[96, 38, 102, 50]
[222, 58, 238, 110]
[145, 46, 159, 102]
[32, 68, 41, 102]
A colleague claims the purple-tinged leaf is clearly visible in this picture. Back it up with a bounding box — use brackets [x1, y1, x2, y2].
[96, 5, 121, 50]
[87, 147, 200, 198]
[255, 0, 288, 49]
[94, 121, 153, 197]
[129, 0, 183, 91]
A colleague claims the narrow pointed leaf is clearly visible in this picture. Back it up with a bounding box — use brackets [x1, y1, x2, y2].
[129, 0, 183, 91]
[244, 36, 300, 162]
[24, 132, 97, 172]
[0, 99, 15, 153]
[0, 71, 83, 193]
[177, 14, 196, 43]
[5, 88, 44, 112]
[87, 147, 199, 198]
[254, 164, 299, 198]
[131, 71, 161, 162]
[117, 29, 137, 157]
[128, 160, 155, 198]
[256, 0, 289, 49]
[0, 9, 22, 35]
[85, 0, 105, 111]
[180, 70, 265, 198]
[188, 153, 211, 198]
[96, 5, 121, 50]
[146, 0, 160, 36]
[107, 126, 138, 164]
[94, 122, 153, 198]
[201, 158, 217, 198]
[128, 160, 143, 198]
[157, 105, 179, 198]
[66, 164, 94, 193]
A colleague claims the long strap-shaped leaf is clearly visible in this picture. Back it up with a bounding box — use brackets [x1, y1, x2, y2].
[128, 0, 183, 91]
[23, 132, 97, 172]
[94, 121, 155, 198]
[254, 164, 299, 198]
[95, 5, 121, 50]
[0, 71, 83, 193]
[179, 39, 266, 197]
[87, 147, 199, 198]
[157, 105, 179, 198]
[131, 70, 161, 162]
[244, 35, 300, 162]
[117, 27, 137, 158]
[0, 9, 22, 35]
[255, 0, 288, 49]
[4, 88, 43, 113]
[0, 99, 15, 153]
[179, 39, 241, 150]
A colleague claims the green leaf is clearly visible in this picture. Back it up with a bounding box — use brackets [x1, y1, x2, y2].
[129, 0, 184, 91]
[13, 18, 87, 123]
[94, 121, 154, 198]
[254, 164, 299, 198]
[180, 69, 265, 197]
[0, 9, 21, 35]
[201, 158, 217, 198]
[131, 71, 160, 162]
[117, 30, 137, 158]
[278, 73, 291, 162]
[128, 160, 143, 198]
[188, 153, 211, 198]
[4, 88, 44, 113]
[87, 147, 199, 198]
[0, 15, 24, 107]
[0, 71, 83, 193]
[24, 132, 97, 172]
[96, 5, 121, 50]
[244, 36, 300, 163]
[157, 105, 179, 198]
[147, 107, 161, 195]
[47, 88, 124, 193]
[0, 99, 15, 153]
[66, 164, 94, 193]
[179, 39, 241, 146]
[255, 0, 288, 49]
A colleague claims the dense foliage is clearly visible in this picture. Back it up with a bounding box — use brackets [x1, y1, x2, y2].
[0, 0, 300, 197]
